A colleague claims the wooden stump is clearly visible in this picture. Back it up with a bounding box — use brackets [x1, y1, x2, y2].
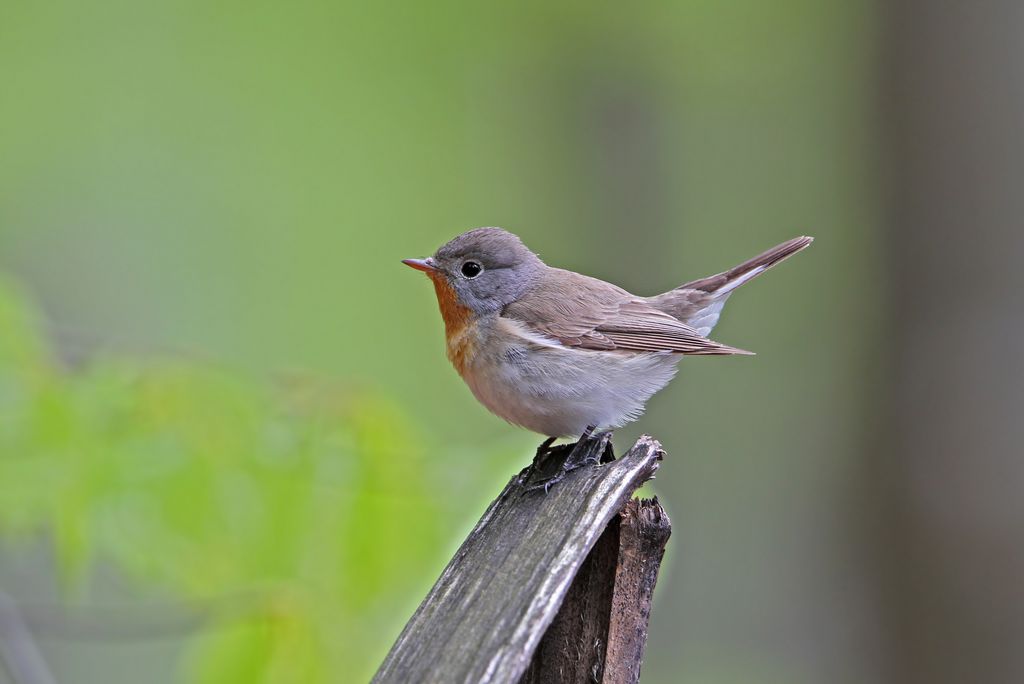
[373, 434, 672, 684]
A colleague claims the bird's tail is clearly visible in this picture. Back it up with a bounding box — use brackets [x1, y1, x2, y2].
[679, 235, 814, 295]
[646, 235, 813, 337]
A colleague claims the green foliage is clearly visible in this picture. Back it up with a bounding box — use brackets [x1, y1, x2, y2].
[0, 278, 500, 683]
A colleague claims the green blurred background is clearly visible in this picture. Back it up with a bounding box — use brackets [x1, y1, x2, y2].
[3, 2, 1023, 683]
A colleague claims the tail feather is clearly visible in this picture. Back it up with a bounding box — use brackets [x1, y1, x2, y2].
[647, 235, 813, 337]
[681, 236, 814, 294]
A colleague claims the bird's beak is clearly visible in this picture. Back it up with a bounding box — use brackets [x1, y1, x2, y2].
[402, 257, 437, 273]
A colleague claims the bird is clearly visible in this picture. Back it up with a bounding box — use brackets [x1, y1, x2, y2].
[403, 227, 811, 449]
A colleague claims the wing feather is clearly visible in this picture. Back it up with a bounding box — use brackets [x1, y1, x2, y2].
[502, 269, 752, 356]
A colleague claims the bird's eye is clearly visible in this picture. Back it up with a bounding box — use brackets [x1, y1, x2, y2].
[461, 261, 483, 278]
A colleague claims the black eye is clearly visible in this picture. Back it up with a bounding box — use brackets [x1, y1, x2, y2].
[461, 261, 483, 278]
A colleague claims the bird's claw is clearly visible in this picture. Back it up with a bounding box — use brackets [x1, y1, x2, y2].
[522, 429, 614, 492]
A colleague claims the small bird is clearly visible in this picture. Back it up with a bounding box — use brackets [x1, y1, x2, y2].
[403, 228, 811, 444]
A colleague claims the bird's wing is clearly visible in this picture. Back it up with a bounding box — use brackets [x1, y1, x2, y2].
[502, 269, 752, 355]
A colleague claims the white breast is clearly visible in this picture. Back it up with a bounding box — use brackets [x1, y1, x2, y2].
[460, 318, 680, 437]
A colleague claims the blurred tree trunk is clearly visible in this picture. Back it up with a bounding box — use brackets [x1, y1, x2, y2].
[880, 2, 1024, 683]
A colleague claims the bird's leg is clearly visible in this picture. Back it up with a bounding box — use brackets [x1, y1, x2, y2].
[521, 436, 568, 488]
[563, 426, 612, 470]
[522, 429, 613, 492]
[532, 436, 557, 466]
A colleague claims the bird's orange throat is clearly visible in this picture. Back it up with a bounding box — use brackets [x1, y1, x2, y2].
[427, 272, 476, 375]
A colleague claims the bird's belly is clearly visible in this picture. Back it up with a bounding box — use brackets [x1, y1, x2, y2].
[461, 344, 680, 438]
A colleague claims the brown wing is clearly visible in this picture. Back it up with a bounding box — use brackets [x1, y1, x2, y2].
[502, 269, 752, 355]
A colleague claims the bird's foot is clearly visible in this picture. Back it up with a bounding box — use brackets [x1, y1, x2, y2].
[521, 437, 573, 489]
[522, 428, 614, 492]
[532, 436, 558, 466]
[563, 427, 614, 470]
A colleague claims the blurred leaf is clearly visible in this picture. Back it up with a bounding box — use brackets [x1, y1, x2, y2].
[0, 279, 514, 682]
[0, 276, 51, 382]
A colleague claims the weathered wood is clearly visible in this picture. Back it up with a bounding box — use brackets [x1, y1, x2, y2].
[603, 498, 672, 683]
[517, 513, 621, 684]
[517, 498, 671, 684]
[372, 434, 665, 684]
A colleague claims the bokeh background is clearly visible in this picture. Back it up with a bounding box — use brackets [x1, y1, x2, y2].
[2, 2, 1022, 683]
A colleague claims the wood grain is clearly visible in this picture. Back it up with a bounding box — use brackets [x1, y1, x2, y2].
[372, 434, 665, 684]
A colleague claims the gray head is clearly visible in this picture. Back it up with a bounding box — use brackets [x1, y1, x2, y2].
[403, 227, 545, 314]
